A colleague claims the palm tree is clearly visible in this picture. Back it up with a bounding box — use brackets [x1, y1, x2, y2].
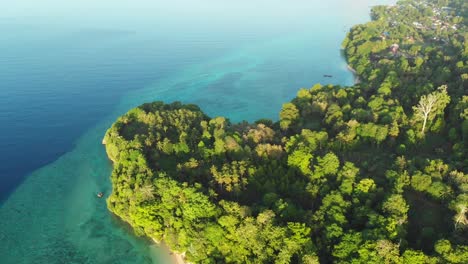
[454, 204, 467, 229]
[140, 184, 155, 200]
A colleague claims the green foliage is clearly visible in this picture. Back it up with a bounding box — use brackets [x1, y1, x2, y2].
[413, 85, 451, 134]
[104, 1, 467, 262]
[411, 173, 433, 192]
[280, 103, 300, 130]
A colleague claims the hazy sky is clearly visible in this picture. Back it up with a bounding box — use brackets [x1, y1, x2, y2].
[1, 0, 397, 37]
[3, 0, 326, 17]
[2, 0, 396, 22]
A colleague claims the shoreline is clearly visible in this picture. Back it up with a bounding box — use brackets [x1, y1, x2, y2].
[103, 3, 372, 263]
[103, 139, 185, 264]
[347, 64, 361, 84]
[153, 239, 186, 264]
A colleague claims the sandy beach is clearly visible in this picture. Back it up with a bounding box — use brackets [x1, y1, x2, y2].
[153, 239, 186, 264]
[347, 64, 361, 84]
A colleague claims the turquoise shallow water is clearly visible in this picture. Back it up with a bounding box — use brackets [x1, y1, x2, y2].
[0, 1, 395, 263]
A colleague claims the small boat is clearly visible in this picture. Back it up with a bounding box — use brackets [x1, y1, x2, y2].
[323, 74, 333, 78]
[97, 192, 104, 198]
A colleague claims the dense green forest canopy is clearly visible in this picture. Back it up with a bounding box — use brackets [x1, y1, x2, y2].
[104, 0, 467, 263]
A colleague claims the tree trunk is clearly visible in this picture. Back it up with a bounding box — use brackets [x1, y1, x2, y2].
[421, 114, 428, 134]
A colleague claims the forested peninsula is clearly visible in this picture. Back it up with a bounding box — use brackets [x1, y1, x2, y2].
[103, 0, 467, 263]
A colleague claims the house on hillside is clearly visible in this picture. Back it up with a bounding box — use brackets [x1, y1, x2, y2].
[381, 31, 390, 40]
[390, 44, 400, 54]
[413, 21, 424, 29]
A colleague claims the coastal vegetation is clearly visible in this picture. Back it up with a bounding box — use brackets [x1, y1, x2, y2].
[104, 0, 467, 263]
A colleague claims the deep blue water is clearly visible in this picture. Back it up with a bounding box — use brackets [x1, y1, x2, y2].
[0, 1, 395, 263]
[0, 23, 256, 200]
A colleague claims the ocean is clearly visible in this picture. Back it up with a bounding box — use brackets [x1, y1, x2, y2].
[0, 1, 394, 263]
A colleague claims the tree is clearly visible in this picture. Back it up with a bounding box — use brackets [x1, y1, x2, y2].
[413, 85, 450, 135]
[139, 184, 155, 201]
[411, 172, 432, 192]
[402, 250, 433, 264]
[280, 103, 299, 130]
[333, 232, 362, 261]
[314, 152, 340, 177]
[453, 203, 467, 229]
[356, 178, 376, 194]
[288, 149, 313, 176]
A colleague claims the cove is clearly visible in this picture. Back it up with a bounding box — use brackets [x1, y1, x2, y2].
[0, 1, 395, 263]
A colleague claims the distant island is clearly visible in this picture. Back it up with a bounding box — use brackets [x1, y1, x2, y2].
[103, 0, 467, 263]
